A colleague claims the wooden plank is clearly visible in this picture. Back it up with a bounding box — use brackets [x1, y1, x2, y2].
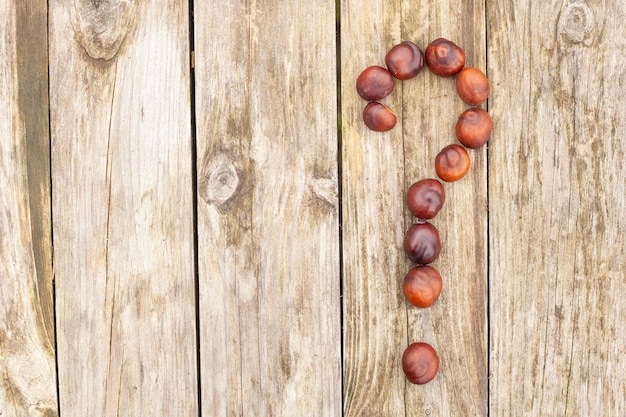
[341, 0, 488, 415]
[401, 3, 488, 416]
[488, 1, 626, 415]
[49, 1, 197, 414]
[340, 2, 407, 415]
[194, 1, 342, 416]
[0, 1, 57, 415]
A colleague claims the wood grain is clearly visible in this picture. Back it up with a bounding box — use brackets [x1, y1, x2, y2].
[194, 1, 341, 416]
[49, 0, 197, 414]
[488, 1, 626, 415]
[340, 1, 407, 415]
[341, 1, 488, 415]
[0, 1, 57, 415]
[3, 1, 625, 415]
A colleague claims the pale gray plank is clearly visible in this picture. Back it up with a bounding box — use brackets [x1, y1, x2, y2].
[194, 1, 342, 416]
[49, 1, 197, 414]
[489, 1, 626, 415]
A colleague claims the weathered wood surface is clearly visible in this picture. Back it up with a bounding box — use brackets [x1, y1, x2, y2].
[488, 1, 626, 415]
[0, 1, 57, 416]
[1, 1, 626, 416]
[341, 1, 488, 416]
[49, 0, 197, 415]
[194, 1, 341, 415]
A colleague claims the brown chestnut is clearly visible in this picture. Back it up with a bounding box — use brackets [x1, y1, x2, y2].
[402, 342, 439, 384]
[385, 41, 424, 80]
[435, 144, 470, 182]
[406, 178, 445, 220]
[403, 266, 443, 308]
[356, 65, 395, 101]
[425, 38, 465, 77]
[403, 222, 441, 265]
[455, 108, 493, 149]
[456, 67, 490, 106]
[363, 102, 396, 132]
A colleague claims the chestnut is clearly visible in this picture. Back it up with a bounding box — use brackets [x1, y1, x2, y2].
[403, 222, 441, 265]
[356, 65, 395, 101]
[424, 38, 465, 77]
[402, 342, 439, 384]
[403, 265, 443, 308]
[385, 41, 424, 80]
[455, 108, 493, 149]
[406, 178, 445, 220]
[435, 144, 470, 182]
[363, 102, 396, 132]
[455, 67, 490, 106]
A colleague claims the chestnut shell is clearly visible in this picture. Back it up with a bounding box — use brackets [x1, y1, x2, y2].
[425, 38, 465, 77]
[403, 265, 443, 308]
[403, 222, 441, 265]
[456, 67, 490, 106]
[356, 66, 395, 101]
[385, 41, 424, 80]
[435, 144, 470, 182]
[406, 178, 445, 220]
[455, 108, 493, 149]
[402, 342, 439, 384]
[363, 102, 396, 132]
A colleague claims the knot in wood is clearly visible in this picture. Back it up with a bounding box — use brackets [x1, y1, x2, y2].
[200, 154, 240, 207]
[310, 178, 338, 208]
[73, 0, 134, 60]
[558, 3, 595, 44]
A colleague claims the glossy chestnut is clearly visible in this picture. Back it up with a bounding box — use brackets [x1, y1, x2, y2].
[402, 342, 439, 384]
[403, 265, 443, 308]
[403, 222, 441, 265]
[406, 178, 445, 220]
[455, 108, 493, 149]
[435, 144, 470, 182]
[356, 65, 395, 101]
[363, 102, 396, 132]
[424, 38, 465, 77]
[385, 41, 424, 80]
[456, 67, 490, 106]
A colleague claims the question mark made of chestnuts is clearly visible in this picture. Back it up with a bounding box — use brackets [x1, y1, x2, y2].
[356, 38, 492, 385]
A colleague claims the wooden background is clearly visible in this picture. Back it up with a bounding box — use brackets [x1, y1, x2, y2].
[1, 0, 624, 416]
